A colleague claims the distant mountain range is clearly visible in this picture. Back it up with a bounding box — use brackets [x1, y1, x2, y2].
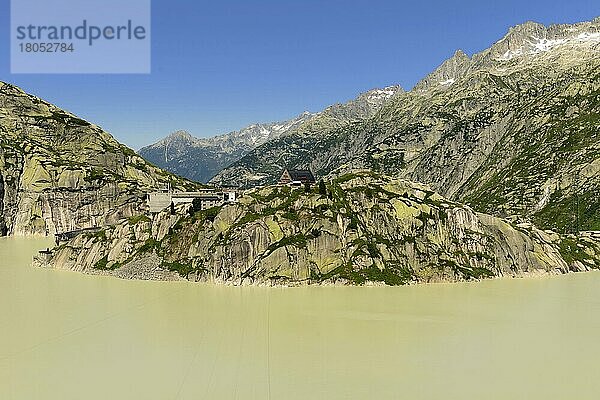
[138, 86, 403, 183]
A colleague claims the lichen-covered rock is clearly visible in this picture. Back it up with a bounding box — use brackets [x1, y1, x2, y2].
[0, 82, 198, 236]
[42, 171, 600, 286]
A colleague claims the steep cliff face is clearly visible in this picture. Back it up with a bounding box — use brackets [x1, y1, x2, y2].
[0, 82, 196, 236]
[43, 172, 600, 285]
[211, 18, 600, 233]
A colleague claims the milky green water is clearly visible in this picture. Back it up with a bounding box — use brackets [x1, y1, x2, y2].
[2, 237, 600, 399]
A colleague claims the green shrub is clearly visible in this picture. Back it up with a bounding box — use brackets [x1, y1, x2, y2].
[138, 238, 160, 254]
[318, 180, 327, 195]
[94, 256, 108, 269]
[203, 206, 221, 222]
[128, 215, 151, 225]
[162, 261, 195, 277]
[189, 198, 202, 215]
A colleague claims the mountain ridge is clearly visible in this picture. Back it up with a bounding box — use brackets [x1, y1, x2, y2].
[413, 17, 600, 92]
[210, 17, 600, 233]
[0, 81, 197, 236]
[139, 85, 403, 182]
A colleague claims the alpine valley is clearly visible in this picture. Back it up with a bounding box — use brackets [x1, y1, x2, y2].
[4, 18, 600, 285]
[138, 85, 403, 183]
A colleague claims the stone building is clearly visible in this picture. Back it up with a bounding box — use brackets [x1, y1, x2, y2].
[147, 189, 238, 213]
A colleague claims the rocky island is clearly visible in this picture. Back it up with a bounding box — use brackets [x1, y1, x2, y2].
[43, 171, 599, 285]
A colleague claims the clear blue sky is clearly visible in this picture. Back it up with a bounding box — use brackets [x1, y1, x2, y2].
[0, 0, 598, 149]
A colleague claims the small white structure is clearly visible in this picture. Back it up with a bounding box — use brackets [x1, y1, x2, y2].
[225, 190, 237, 202]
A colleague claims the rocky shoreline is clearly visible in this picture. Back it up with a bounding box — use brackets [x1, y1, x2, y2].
[35, 173, 600, 287]
[33, 247, 590, 288]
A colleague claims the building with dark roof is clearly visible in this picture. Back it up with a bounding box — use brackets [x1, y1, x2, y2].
[279, 169, 316, 186]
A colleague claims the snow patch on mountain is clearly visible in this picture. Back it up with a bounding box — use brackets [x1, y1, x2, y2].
[367, 87, 400, 100]
[495, 30, 600, 61]
[439, 78, 456, 86]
